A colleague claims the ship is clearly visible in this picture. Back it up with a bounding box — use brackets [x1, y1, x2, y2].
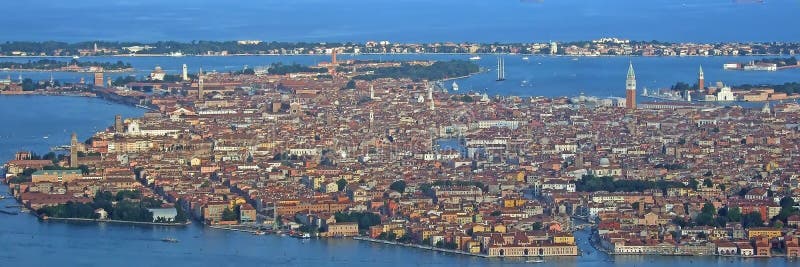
[469, 55, 481, 60]
[72, 55, 80, 59]
[451, 81, 459, 91]
[525, 258, 545, 263]
[161, 238, 179, 243]
[522, 56, 529, 61]
[169, 51, 185, 57]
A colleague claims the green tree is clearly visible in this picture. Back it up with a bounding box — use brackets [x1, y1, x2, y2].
[742, 211, 764, 228]
[780, 197, 796, 209]
[727, 207, 742, 222]
[389, 180, 406, 194]
[336, 178, 348, 192]
[715, 216, 729, 227]
[688, 178, 699, 189]
[174, 204, 188, 223]
[774, 197, 800, 223]
[695, 213, 714, 226]
[222, 207, 238, 221]
[672, 217, 688, 228]
[701, 203, 716, 215]
[702, 178, 713, 188]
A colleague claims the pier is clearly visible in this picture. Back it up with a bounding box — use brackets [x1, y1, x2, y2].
[353, 237, 489, 258]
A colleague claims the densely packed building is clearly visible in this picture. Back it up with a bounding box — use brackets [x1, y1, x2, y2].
[4, 59, 800, 258]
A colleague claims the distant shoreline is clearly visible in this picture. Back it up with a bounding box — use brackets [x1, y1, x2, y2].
[0, 68, 134, 73]
[0, 53, 796, 59]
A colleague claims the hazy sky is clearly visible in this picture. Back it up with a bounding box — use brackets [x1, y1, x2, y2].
[2, 0, 798, 42]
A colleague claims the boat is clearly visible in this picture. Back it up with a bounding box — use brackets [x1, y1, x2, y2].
[253, 230, 266, 235]
[469, 55, 481, 61]
[525, 258, 545, 263]
[42, 136, 49, 139]
[72, 55, 80, 59]
[161, 238, 179, 243]
[169, 51, 185, 57]
[522, 56, 529, 61]
[571, 57, 579, 61]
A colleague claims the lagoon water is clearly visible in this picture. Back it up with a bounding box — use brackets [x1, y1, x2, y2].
[2, 54, 800, 101]
[0, 95, 795, 267]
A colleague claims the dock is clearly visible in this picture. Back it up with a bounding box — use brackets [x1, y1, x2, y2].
[353, 236, 489, 258]
[207, 225, 263, 234]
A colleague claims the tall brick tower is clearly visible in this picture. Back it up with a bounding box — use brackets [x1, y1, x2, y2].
[115, 115, 123, 134]
[70, 133, 79, 168]
[198, 67, 204, 100]
[626, 62, 636, 110]
[698, 65, 705, 92]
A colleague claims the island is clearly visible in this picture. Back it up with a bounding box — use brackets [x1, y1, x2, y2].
[2, 38, 800, 57]
[2, 59, 800, 259]
[0, 59, 134, 72]
[723, 56, 799, 71]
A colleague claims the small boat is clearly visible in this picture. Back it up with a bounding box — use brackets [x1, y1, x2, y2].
[469, 56, 481, 61]
[526, 258, 545, 263]
[522, 56, 530, 61]
[42, 136, 49, 139]
[253, 230, 266, 236]
[72, 55, 80, 59]
[161, 238, 179, 243]
[571, 57, 579, 61]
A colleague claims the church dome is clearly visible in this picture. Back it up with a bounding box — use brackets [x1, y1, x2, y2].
[599, 157, 610, 167]
[539, 137, 550, 145]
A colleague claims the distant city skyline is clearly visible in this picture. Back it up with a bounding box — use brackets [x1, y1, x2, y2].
[2, 0, 798, 43]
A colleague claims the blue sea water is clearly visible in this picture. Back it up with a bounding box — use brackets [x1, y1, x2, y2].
[0, 0, 798, 43]
[1, 54, 799, 100]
